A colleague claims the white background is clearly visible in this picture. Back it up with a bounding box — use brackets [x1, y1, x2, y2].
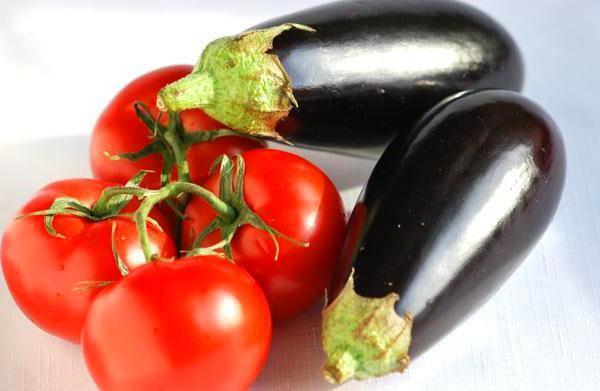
[1, 0, 599, 390]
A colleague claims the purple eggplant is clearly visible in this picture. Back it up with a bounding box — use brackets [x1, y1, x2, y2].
[322, 90, 566, 383]
[258, 0, 525, 158]
[157, 0, 524, 158]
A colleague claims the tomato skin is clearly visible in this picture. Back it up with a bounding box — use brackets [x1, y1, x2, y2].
[90, 65, 266, 188]
[182, 149, 347, 320]
[0, 179, 176, 343]
[82, 256, 272, 391]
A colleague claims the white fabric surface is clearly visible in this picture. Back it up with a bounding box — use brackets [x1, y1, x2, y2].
[1, 0, 599, 390]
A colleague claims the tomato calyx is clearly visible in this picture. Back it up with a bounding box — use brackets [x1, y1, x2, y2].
[105, 102, 252, 186]
[17, 171, 157, 238]
[15, 172, 167, 287]
[190, 155, 309, 259]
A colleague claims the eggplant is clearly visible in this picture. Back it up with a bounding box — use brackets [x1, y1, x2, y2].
[157, 0, 524, 158]
[321, 90, 566, 383]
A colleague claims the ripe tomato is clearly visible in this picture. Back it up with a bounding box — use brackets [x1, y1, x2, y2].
[82, 256, 272, 391]
[182, 149, 346, 320]
[0, 179, 176, 343]
[90, 65, 266, 188]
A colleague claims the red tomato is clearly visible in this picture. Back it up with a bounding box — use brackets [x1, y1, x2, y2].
[82, 256, 271, 391]
[0, 179, 176, 343]
[90, 65, 266, 188]
[182, 149, 346, 320]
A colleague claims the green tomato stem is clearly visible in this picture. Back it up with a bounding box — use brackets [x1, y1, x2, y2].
[163, 112, 191, 183]
[135, 181, 237, 261]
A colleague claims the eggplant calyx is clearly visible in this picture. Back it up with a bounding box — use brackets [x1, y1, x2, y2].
[322, 271, 412, 384]
[156, 23, 315, 141]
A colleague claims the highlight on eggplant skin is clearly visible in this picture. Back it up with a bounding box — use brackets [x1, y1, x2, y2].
[256, 0, 525, 158]
[322, 89, 566, 383]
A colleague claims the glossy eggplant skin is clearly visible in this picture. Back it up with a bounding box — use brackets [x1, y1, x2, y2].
[254, 0, 525, 158]
[329, 90, 566, 357]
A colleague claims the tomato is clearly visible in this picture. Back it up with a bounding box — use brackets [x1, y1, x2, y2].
[82, 256, 271, 391]
[182, 149, 346, 320]
[90, 65, 266, 188]
[0, 179, 176, 343]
